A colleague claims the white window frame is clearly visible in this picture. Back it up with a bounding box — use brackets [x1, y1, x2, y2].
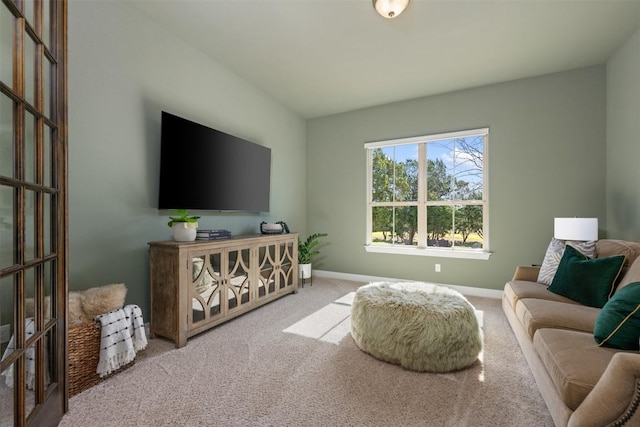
[364, 128, 491, 260]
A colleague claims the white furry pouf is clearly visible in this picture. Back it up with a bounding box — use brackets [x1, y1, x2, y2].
[350, 281, 483, 373]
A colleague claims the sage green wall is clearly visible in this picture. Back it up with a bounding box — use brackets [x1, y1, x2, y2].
[306, 66, 607, 291]
[68, 2, 306, 314]
[606, 27, 640, 240]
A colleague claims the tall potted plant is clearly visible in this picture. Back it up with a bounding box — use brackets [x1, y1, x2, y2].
[167, 209, 200, 242]
[298, 233, 328, 279]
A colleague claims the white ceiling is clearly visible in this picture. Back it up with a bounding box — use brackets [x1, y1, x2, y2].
[132, 0, 640, 119]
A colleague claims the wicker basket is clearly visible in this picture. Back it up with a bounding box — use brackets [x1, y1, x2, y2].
[68, 322, 134, 397]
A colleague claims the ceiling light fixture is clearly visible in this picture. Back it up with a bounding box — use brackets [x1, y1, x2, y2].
[373, 0, 409, 19]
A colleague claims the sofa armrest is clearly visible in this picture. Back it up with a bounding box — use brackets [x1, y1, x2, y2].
[569, 352, 640, 427]
[512, 265, 540, 282]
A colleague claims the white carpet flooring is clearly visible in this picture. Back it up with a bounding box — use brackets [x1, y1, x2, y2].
[59, 278, 553, 427]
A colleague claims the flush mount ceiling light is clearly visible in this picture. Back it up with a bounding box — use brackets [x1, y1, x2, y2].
[373, 0, 410, 19]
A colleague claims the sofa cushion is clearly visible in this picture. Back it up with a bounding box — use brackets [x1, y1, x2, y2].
[533, 328, 624, 411]
[594, 282, 640, 350]
[515, 298, 600, 338]
[503, 280, 579, 311]
[596, 239, 640, 267]
[548, 245, 625, 308]
[538, 238, 596, 285]
[617, 255, 640, 292]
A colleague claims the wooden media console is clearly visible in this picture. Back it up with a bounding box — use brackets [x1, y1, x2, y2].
[149, 234, 298, 348]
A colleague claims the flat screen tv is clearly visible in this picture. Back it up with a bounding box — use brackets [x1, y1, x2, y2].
[158, 111, 271, 212]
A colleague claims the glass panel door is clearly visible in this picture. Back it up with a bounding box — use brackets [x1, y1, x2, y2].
[0, 1, 67, 425]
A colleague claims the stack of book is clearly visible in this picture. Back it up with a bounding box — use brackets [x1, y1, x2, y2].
[196, 229, 232, 241]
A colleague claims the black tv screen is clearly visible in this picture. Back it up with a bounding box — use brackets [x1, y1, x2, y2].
[158, 111, 271, 212]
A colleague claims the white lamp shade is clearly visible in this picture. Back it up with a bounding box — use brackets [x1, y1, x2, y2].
[373, 0, 409, 18]
[554, 218, 598, 241]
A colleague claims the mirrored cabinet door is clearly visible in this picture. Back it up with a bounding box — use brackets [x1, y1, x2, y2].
[190, 253, 223, 325]
[257, 244, 278, 298]
[227, 248, 251, 312]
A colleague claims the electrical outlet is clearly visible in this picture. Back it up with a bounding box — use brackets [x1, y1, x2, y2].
[435, 264, 441, 272]
[0, 324, 11, 344]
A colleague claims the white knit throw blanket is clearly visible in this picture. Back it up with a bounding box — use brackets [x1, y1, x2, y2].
[95, 305, 148, 378]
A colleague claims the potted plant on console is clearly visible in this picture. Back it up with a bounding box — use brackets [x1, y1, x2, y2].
[298, 233, 328, 281]
[168, 209, 200, 242]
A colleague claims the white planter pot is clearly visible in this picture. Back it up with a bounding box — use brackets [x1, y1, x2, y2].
[299, 263, 312, 279]
[172, 222, 198, 242]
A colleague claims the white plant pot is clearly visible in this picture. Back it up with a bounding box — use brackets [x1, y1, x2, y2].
[172, 222, 198, 242]
[299, 263, 312, 279]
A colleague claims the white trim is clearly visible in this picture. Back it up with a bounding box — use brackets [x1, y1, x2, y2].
[365, 127, 489, 149]
[313, 270, 503, 299]
[364, 244, 491, 260]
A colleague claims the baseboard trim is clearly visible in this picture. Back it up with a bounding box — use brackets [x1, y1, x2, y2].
[313, 270, 503, 299]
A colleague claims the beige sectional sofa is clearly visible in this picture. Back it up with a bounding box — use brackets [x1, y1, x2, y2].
[502, 239, 640, 427]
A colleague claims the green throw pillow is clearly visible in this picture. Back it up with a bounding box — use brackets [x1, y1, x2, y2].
[548, 245, 625, 308]
[594, 282, 640, 350]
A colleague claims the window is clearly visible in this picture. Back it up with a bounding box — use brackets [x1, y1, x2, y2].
[365, 128, 489, 260]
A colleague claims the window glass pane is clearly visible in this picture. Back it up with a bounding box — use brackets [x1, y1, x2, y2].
[23, 0, 35, 25]
[0, 361, 15, 424]
[33, 334, 50, 392]
[0, 95, 13, 178]
[44, 261, 54, 320]
[0, 276, 14, 358]
[25, 354, 36, 418]
[44, 125, 52, 187]
[25, 190, 36, 260]
[371, 144, 418, 203]
[43, 57, 51, 118]
[25, 112, 36, 183]
[455, 204, 484, 249]
[426, 205, 453, 247]
[44, 192, 51, 256]
[24, 33, 35, 106]
[371, 206, 393, 244]
[394, 206, 417, 245]
[371, 206, 417, 245]
[22, 274, 38, 417]
[43, 0, 51, 48]
[453, 136, 484, 201]
[371, 147, 393, 203]
[393, 145, 418, 202]
[426, 139, 454, 202]
[25, 267, 35, 314]
[0, 5, 12, 88]
[45, 324, 56, 391]
[0, 185, 14, 269]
